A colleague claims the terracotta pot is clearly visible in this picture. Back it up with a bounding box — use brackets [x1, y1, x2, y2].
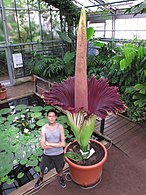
[0, 88, 7, 100]
[31, 74, 36, 82]
[64, 139, 107, 187]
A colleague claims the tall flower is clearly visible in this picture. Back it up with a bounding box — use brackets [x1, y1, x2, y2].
[43, 8, 126, 154]
[75, 8, 88, 111]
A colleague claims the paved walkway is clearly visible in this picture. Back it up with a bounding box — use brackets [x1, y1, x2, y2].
[95, 115, 146, 162]
[6, 81, 34, 101]
[27, 146, 146, 195]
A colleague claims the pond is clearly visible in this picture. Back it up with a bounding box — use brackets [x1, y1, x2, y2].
[0, 94, 72, 195]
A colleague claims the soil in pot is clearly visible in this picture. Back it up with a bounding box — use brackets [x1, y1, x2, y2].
[67, 141, 105, 166]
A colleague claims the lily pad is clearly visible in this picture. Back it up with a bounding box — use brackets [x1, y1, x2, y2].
[7, 178, 14, 185]
[27, 159, 38, 167]
[7, 113, 21, 121]
[4, 121, 13, 127]
[43, 105, 54, 111]
[15, 104, 27, 111]
[29, 124, 36, 129]
[0, 117, 6, 124]
[17, 172, 24, 179]
[1, 175, 8, 183]
[0, 108, 12, 115]
[20, 110, 29, 114]
[20, 159, 28, 165]
[34, 148, 43, 157]
[57, 115, 68, 124]
[31, 112, 42, 118]
[15, 145, 33, 160]
[34, 166, 41, 172]
[36, 118, 48, 126]
[8, 127, 19, 134]
[0, 152, 13, 177]
[30, 106, 43, 112]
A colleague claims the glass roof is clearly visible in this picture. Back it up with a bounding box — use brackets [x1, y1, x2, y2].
[74, 0, 145, 11]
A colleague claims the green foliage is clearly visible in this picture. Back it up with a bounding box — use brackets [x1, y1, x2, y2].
[45, 0, 80, 25]
[63, 51, 75, 77]
[30, 50, 75, 82]
[87, 39, 146, 123]
[87, 27, 95, 41]
[64, 152, 83, 162]
[63, 51, 75, 64]
[125, 83, 146, 108]
[42, 57, 64, 80]
[87, 42, 117, 79]
[120, 44, 137, 70]
[124, 99, 146, 123]
[57, 31, 72, 43]
[0, 52, 7, 76]
[110, 42, 146, 123]
[17, 172, 24, 179]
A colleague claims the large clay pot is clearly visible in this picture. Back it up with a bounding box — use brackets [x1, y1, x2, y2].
[31, 74, 36, 82]
[64, 139, 107, 187]
[0, 88, 7, 100]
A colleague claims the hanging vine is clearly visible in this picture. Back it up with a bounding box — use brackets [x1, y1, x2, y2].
[42, 0, 80, 51]
[43, 0, 80, 25]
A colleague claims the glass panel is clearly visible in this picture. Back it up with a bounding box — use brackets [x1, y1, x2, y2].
[41, 10, 60, 41]
[5, 10, 20, 44]
[5, 9, 42, 44]
[105, 20, 112, 38]
[106, 20, 112, 30]
[115, 18, 146, 40]
[74, 0, 94, 7]
[3, 0, 14, 8]
[89, 22, 105, 38]
[30, 11, 41, 41]
[0, 10, 5, 43]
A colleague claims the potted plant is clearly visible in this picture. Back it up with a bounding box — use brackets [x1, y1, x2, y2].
[43, 8, 126, 187]
[0, 83, 7, 100]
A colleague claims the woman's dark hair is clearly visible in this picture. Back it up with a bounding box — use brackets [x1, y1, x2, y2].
[47, 109, 57, 116]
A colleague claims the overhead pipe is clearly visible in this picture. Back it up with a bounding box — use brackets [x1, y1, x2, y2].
[84, 0, 137, 9]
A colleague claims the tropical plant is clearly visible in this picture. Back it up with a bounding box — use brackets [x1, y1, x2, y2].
[42, 51, 75, 81]
[43, 8, 126, 160]
[29, 50, 75, 82]
[57, 31, 73, 44]
[0, 52, 8, 76]
[124, 83, 146, 123]
[87, 41, 117, 80]
[0, 83, 5, 92]
[111, 42, 146, 123]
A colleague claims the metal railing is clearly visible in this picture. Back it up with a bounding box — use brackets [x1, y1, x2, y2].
[33, 75, 53, 98]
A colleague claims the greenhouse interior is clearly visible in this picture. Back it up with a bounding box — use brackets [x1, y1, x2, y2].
[0, 0, 146, 195]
